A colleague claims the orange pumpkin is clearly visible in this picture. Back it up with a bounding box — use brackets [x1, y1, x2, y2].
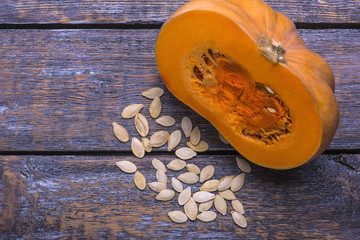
[155, 0, 339, 169]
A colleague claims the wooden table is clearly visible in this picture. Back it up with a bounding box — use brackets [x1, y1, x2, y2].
[0, 0, 359, 239]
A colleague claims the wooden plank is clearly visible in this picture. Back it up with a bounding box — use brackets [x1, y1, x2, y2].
[0, 29, 359, 151]
[0, 0, 359, 25]
[0, 154, 359, 238]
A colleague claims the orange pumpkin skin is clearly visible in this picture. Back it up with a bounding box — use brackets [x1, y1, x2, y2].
[155, 0, 339, 169]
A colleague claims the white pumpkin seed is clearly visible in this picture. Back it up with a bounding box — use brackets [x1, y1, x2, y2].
[142, 137, 152, 152]
[156, 189, 175, 201]
[149, 97, 161, 118]
[156, 116, 176, 127]
[265, 86, 275, 94]
[112, 122, 129, 143]
[178, 187, 191, 206]
[231, 211, 247, 228]
[219, 190, 236, 200]
[193, 191, 215, 203]
[121, 104, 144, 119]
[186, 164, 201, 175]
[175, 147, 197, 160]
[200, 179, 220, 192]
[171, 177, 184, 193]
[131, 137, 145, 158]
[142, 87, 164, 99]
[134, 171, 146, 190]
[199, 165, 215, 183]
[197, 211, 217, 222]
[266, 106, 277, 114]
[231, 200, 245, 214]
[148, 182, 166, 192]
[184, 197, 197, 221]
[116, 160, 137, 173]
[156, 169, 167, 186]
[231, 173, 245, 192]
[218, 132, 229, 144]
[178, 172, 199, 184]
[150, 131, 169, 148]
[168, 211, 188, 223]
[134, 113, 149, 137]
[190, 126, 201, 146]
[186, 140, 209, 152]
[181, 117, 192, 138]
[151, 158, 167, 172]
[167, 130, 182, 151]
[214, 194, 227, 215]
[167, 159, 186, 171]
[235, 157, 251, 173]
[217, 176, 234, 192]
[199, 200, 214, 212]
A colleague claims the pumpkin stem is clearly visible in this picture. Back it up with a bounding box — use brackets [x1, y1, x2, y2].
[258, 36, 286, 64]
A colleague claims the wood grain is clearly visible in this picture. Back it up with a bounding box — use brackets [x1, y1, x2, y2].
[0, 29, 359, 151]
[0, 154, 359, 239]
[0, 0, 359, 25]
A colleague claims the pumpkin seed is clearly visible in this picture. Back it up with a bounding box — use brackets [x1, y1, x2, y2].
[151, 158, 167, 172]
[178, 172, 199, 184]
[181, 116, 192, 138]
[199, 200, 213, 212]
[231, 200, 245, 214]
[131, 137, 145, 158]
[175, 147, 197, 160]
[199, 165, 215, 183]
[184, 197, 197, 221]
[156, 189, 175, 201]
[156, 116, 176, 127]
[214, 194, 227, 216]
[167, 159, 186, 171]
[168, 211, 188, 223]
[200, 179, 220, 192]
[178, 186, 191, 206]
[219, 190, 236, 200]
[231, 173, 245, 192]
[186, 164, 201, 175]
[142, 87, 164, 99]
[134, 171, 146, 190]
[231, 211, 247, 228]
[171, 177, 184, 193]
[235, 157, 251, 173]
[121, 104, 144, 119]
[156, 169, 167, 186]
[197, 211, 217, 222]
[218, 132, 229, 144]
[266, 106, 277, 114]
[142, 137, 152, 152]
[190, 126, 201, 145]
[186, 140, 209, 152]
[134, 113, 149, 137]
[193, 191, 215, 203]
[217, 176, 234, 192]
[149, 97, 161, 118]
[150, 131, 169, 147]
[148, 182, 166, 192]
[112, 122, 129, 143]
[116, 160, 137, 173]
[168, 130, 182, 151]
[265, 86, 275, 94]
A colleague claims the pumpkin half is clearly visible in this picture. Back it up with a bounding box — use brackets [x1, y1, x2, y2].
[155, 0, 339, 169]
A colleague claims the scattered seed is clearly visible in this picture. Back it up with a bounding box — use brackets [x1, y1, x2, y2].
[168, 211, 188, 223]
[214, 194, 227, 215]
[150, 131, 169, 148]
[181, 117, 192, 138]
[178, 187, 191, 206]
[175, 147, 197, 160]
[116, 160, 137, 173]
[178, 172, 199, 184]
[142, 137, 152, 152]
[131, 137, 145, 158]
[235, 157, 251, 173]
[190, 126, 201, 145]
[217, 176, 234, 192]
[200, 179, 220, 192]
[148, 182, 166, 192]
[231, 173, 245, 192]
[231, 211, 247, 228]
[184, 197, 197, 221]
[156, 169, 167, 186]
[265, 86, 275, 94]
[219, 190, 236, 200]
[156, 116, 176, 127]
[151, 158, 167, 172]
[186, 164, 201, 175]
[167, 159, 186, 171]
[171, 177, 184, 193]
[112, 122, 129, 143]
[186, 140, 209, 152]
[199, 200, 214, 212]
[193, 191, 215, 203]
[231, 200, 245, 214]
[134, 171, 146, 190]
[134, 113, 149, 137]
[266, 106, 277, 114]
[197, 211, 217, 222]
[121, 104, 144, 119]
[142, 87, 164, 99]
[199, 165, 215, 183]
[218, 132, 229, 144]
[156, 189, 175, 201]
[168, 130, 182, 151]
[149, 97, 162, 118]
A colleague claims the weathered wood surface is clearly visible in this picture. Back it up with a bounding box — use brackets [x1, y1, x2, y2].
[0, 0, 359, 24]
[0, 154, 359, 239]
[0, 29, 359, 151]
